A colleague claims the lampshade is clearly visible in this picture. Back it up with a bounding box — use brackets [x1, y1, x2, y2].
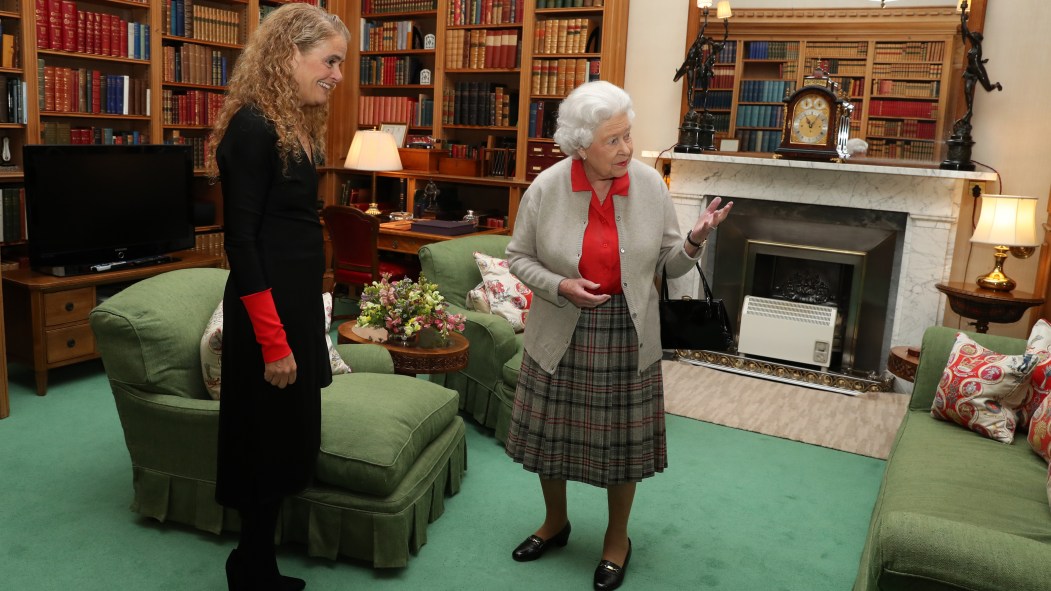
[970, 195, 1041, 247]
[716, 1, 732, 19]
[343, 129, 403, 172]
[697, 0, 713, 9]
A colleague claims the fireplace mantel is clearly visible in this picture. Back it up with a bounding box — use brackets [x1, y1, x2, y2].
[644, 151, 997, 358]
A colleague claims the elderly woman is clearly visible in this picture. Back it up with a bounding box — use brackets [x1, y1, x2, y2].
[504, 80, 732, 590]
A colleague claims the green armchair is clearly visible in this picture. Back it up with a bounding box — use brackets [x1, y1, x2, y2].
[419, 234, 521, 442]
[89, 268, 467, 568]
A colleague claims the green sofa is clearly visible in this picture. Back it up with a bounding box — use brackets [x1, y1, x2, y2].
[854, 326, 1051, 590]
[89, 268, 467, 568]
[419, 234, 520, 442]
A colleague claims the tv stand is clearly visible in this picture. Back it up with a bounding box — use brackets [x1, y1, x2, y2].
[3, 251, 223, 395]
[35, 254, 181, 277]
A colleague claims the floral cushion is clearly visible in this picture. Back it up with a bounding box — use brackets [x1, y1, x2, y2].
[930, 332, 1040, 444]
[465, 252, 532, 333]
[1019, 319, 1051, 429]
[200, 293, 350, 400]
[1029, 394, 1051, 462]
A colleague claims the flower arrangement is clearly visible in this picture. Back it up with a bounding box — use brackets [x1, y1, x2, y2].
[357, 273, 466, 344]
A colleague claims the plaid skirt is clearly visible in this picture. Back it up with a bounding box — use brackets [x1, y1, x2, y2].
[505, 294, 667, 487]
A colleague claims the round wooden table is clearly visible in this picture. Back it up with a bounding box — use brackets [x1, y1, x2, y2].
[935, 282, 1044, 333]
[887, 345, 920, 382]
[337, 323, 470, 376]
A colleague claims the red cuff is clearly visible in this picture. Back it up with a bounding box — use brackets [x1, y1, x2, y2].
[240, 289, 292, 363]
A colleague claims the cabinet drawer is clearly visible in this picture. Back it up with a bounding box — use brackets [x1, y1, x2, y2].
[45, 324, 96, 364]
[43, 288, 95, 326]
[377, 234, 428, 254]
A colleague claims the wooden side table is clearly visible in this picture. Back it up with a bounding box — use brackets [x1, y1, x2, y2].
[887, 345, 920, 382]
[935, 282, 1045, 333]
[338, 323, 470, 376]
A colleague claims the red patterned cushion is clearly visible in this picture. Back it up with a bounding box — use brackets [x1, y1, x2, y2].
[930, 332, 1039, 444]
[466, 252, 532, 332]
[1019, 319, 1051, 429]
[1029, 394, 1051, 462]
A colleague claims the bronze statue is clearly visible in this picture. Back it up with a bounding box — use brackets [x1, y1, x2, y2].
[953, 2, 1002, 136]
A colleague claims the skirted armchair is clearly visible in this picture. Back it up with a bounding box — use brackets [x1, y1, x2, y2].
[419, 235, 521, 441]
[89, 267, 467, 568]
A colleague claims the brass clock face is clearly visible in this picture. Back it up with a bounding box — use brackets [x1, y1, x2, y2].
[790, 96, 830, 144]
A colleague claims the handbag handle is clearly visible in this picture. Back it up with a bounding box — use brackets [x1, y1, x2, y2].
[662, 262, 715, 304]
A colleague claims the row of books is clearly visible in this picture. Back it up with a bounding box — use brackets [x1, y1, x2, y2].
[445, 143, 481, 159]
[166, 131, 211, 169]
[34, 2, 151, 60]
[43, 122, 149, 145]
[447, 0, 524, 26]
[536, 0, 604, 7]
[527, 99, 557, 138]
[869, 99, 938, 119]
[359, 56, 423, 86]
[834, 76, 865, 98]
[533, 18, 594, 55]
[871, 78, 940, 98]
[710, 41, 737, 64]
[734, 129, 782, 153]
[745, 41, 798, 61]
[445, 28, 520, 69]
[161, 89, 223, 126]
[872, 62, 943, 78]
[805, 42, 867, 59]
[0, 32, 14, 69]
[366, 0, 437, 15]
[193, 231, 229, 269]
[0, 188, 25, 245]
[482, 147, 516, 178]
[357, 95, 422, 126]
[867, 138, 937, 161]
[692, 89, 733, 110]
[165, 0, 242, 46]
[360, 19, 419, 52]
[875, 41, 944, 63]
[40, 64, 150, 116]
[735, 104, 784, 129]
[530, 58, 599, 96]
[0, 76, 27, 124]
[867, 119, 936, 140]
[710, 112, 731, 133]
[163, 43, 230, 87]
[442, 82, 517, 126]
[805, 58, 866, 77]
[692, 65, 735, 92]
[737, 79, 794, 103]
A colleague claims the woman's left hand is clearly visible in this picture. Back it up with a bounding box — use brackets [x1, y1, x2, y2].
[688, 196, 734, 244]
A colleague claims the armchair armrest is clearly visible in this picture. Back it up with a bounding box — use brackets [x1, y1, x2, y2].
[334, 342, 395, 374]
[454, 305, 519, 385]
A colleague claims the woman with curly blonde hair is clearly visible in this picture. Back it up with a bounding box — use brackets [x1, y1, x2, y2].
[208, 4, 348, 590]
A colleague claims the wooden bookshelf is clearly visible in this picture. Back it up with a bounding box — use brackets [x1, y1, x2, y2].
[680, 4, 985, 163]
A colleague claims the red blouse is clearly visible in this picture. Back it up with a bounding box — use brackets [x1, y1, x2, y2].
[572, 158, 631, 295]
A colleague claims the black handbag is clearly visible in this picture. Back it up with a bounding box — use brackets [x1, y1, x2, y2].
[659, 263, 734, 351]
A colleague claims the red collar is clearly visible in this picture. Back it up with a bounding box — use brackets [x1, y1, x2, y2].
[571, 158, 631, 196]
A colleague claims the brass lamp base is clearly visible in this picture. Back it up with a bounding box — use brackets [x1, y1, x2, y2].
[975, 246, 1015, 291]
[364, 202, 382, 216]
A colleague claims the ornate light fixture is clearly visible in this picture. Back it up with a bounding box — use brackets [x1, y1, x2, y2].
[674, 0, 732, 153]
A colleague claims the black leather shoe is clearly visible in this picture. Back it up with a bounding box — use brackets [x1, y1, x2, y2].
[511, 522, 571, 562]
[593, 539, 632, 591]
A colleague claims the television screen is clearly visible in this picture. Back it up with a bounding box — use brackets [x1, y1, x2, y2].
[23, 144, 196, 276]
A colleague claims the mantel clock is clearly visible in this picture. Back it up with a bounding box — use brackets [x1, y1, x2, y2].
[774, 78, 852, 162]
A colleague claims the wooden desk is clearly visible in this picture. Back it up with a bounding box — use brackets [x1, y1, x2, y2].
[378, 222, 508, 255]
[338, 322, 469, 376]
[3, 251, 224, 395]
[935, 282, 1045, 334]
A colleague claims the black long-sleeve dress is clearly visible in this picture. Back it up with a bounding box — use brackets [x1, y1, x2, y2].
[215, 106, 332, 509]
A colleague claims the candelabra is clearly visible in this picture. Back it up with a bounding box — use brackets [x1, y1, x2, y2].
[673, 1, 731, 153]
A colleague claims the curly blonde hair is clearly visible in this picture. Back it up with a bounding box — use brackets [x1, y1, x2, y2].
[206, 4, 349, 178]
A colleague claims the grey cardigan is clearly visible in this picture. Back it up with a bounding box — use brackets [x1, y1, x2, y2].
[506, 157, 702, 374]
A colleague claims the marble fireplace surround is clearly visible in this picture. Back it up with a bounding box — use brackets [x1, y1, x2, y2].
[644, 151, 997, 366]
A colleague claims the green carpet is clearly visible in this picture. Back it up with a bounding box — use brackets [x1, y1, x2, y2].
[0, 359, 885, 590]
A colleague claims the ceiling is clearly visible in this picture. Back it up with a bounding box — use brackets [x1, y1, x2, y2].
[727, 0, 958, 8]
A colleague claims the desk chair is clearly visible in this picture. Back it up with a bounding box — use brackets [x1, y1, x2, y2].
[321, 206, 418, 314]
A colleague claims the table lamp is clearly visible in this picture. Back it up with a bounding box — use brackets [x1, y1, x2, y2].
[343, 129, 403, 216]
[970, 194, 1041, 291]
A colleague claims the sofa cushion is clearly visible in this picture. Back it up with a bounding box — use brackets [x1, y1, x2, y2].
[466, 252, 531, 332]
[1029, 394, 1051, 462]
[1020, 319, 1051, 428]
[314, 373, 460, 496]
[930, 332, 1038, 443]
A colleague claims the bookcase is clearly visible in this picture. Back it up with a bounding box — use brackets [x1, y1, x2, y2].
[329, 0, 629, 230]
[680, 6, 966, 163]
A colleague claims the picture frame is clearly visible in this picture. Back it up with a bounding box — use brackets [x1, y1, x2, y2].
[380, 123, 408, 148]
[719, 138, 740, 152]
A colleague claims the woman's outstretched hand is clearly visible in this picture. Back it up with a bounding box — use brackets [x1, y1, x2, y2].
[689, 196, 734, 244]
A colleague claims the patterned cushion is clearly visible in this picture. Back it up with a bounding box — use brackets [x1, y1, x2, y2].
[466, 252, 532, 332]
[930, 332, 1040, 444]
[200, 293, 350, 400]
[1029, 394, 1051, 462]
[1019, 319, 1051, 429]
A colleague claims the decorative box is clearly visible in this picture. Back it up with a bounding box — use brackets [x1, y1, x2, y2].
[398, 148, 445, 172]
[410, 219, 478, 236]
[438, 157, 482, 177]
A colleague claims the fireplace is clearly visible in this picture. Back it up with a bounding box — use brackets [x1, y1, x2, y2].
[710, 198, 906, 374]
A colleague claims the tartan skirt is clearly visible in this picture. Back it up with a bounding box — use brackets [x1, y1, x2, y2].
[504, 294, 667, 487]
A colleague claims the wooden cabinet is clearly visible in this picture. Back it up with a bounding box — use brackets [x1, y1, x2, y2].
[2, 251, 222, 395]
[680, 5, 971, 163]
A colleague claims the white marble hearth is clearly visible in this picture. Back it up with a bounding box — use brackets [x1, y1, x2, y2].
[644, 151, 997, 353]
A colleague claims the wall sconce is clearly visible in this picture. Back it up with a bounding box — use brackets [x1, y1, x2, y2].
[970, 195, 1041, 291]
[343, 129, 403, 217]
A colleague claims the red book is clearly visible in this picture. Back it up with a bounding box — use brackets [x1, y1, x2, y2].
[91, 70, 101, 113]
[61, 1, 76, 52]
[43, 66, 56, 112]
[35, 0, 50, 50]
[76, 10, 86, 53]
[100, 14, 110, 56]
[47, 0, 62, 51]
[119, 18, 128, 58]
[92, 12, 102, 55]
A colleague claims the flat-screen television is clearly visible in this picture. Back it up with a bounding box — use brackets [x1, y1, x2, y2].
[23, 144, 196, 276]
